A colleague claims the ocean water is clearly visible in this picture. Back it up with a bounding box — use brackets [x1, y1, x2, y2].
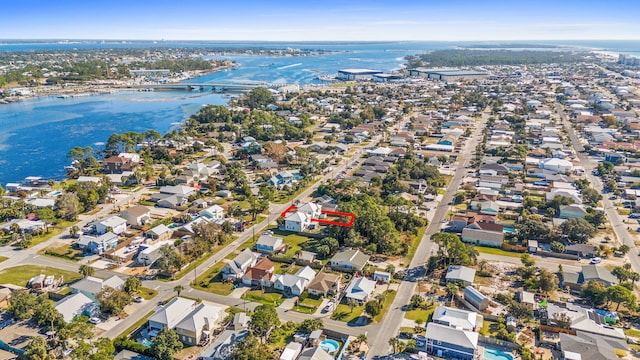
[1, 40, 639, 184]
[0, 91, 227, 184]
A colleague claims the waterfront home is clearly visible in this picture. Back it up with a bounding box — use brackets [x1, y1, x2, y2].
[95, 215, 127, 235]
[273, 266, 316, 297]
[432, 306, 479, 331]
[148, 297, 197, 333]
[344, 277, 376, 304]
[55, 292, 97, 323]
[445, 265, 476, 286]
[221, 249, 259, 281]
[256, 234, 284, 254]
[329, 249, 370, 272]
[120, 205, 152, 226]
[76, 232, 118, 254]
[175, 301, 225, 346]
[425, 322, 478, 360]
[102, 156, 133, 174]
[306, 272, 341, 297]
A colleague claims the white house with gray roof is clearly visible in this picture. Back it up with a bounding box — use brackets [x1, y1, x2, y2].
[344, 277, 376, 304]
[432, 306, 480, 331]
[221, 249, 259, 281]
[445, 265, 476, 286]
[425, 322, 478, 360]
[273, 266, 316, 296]
[70, 275, 124, 302]
[175, 301, 226, 346]
[148, 297, 197, 332]
[95, 215, 127, 235]
[55, 292, 96, 323]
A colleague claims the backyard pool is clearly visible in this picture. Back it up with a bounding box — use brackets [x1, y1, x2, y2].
[483, 347, 513, 360]
[319, 339, 339, 353]
[138, 338, 153, 348]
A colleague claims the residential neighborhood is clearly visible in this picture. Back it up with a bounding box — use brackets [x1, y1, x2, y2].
[3, 49, 640, 360]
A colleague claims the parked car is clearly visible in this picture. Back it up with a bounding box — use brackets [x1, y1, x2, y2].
[590, 257, 602, 264]
[323, 301, 335, 313]
[88, 317, 101, 324]
[133, 296, 144, 303]
[398, 332, 412, 340]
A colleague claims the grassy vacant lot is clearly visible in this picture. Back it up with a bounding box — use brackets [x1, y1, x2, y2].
[27, 221, 76, 247]
[0, 265, 82, 286]
[0, 256, 7, 263]
[405, 226, 427, 263]
[373, 290, 397, 322]
[242, 289, 284, 306]
[43, 243, 84, 261]
[624, 328, 640, 338]
[192, 262, 234, 296]
[138, 287, 158, 300]
[331, 302, 367, 325]
[404, 305, 435, 324]
[292, 295, 323, 314]
[475, 246, 522, 258]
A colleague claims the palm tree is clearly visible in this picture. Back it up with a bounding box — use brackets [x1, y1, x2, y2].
[357, 334, 367, 345]
[446, 283, 458, 306]
[174, 285, 185, 297]
[388, 337, 400, 354]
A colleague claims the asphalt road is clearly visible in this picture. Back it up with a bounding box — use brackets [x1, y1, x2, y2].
[367, 111, 489, 358]
[556, 103, 640, 275]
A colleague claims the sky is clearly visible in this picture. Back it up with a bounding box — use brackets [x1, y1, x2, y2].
[2, 0, 639, 41]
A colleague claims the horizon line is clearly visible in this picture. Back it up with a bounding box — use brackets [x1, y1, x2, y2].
[1, 38, 640, 42]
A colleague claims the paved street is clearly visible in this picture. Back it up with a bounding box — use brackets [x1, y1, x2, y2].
[367, 111, 488, 358]
[557, 103, 640, 275]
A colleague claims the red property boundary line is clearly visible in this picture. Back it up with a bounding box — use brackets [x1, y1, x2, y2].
[280, 205, 355, 227]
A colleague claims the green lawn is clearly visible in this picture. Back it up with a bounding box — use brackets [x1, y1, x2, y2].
[618, 209, 631, 216]
[404, 305, 435, 324]
[292, 295, 323, 314]
[166, 251, 215, 281]
[267, 229, 315, 258]
[0, 256, 7, 263]
[480, 320, 500, 337]
[42, 243, 84, 261]
[192, 262, 235, 296]
[331, 302, 367, 325]
[405, 226, 427, 263]
[476, 246, 522, 258]
[373, 290, 397, 322]
[0, 265, 82, 286]
[27, 221, 76, 248]
[138, 287, 158, 300]
[242, 289, 284, 306]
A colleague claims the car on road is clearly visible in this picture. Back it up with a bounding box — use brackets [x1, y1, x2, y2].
[88, 317, 101, 324]
[323, 301, 335, 313]
[590, 257, 602, 264]
[133, 296, 144, 303]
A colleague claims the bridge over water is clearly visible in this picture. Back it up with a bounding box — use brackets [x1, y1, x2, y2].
[131, 82, 294, 91]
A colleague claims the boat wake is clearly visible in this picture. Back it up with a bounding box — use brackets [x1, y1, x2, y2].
[277, 63, 302, 70]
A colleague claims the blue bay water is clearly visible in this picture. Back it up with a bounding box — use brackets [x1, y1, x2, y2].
[1, 40, 640, 184]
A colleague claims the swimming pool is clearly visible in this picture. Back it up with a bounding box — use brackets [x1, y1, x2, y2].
[483, 347, 513, 360]
[138, 338, 153, 347]
[319, 339, 339, 353]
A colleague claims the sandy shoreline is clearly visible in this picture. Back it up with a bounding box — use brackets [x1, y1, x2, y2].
[0, 65, 236, 104]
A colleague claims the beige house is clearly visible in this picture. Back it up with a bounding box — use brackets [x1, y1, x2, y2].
[307, 272, 341, 297]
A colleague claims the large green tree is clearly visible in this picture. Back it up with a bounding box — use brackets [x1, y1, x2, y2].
[150, 328, 183, 360]
[249, 305, 280, 343]
[559, 218, 596, 243]
[230, 335, 274, 360]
